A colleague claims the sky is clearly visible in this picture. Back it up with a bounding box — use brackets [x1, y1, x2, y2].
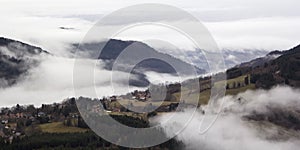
[0, 0, 300, 55]
[0, 0, 299, 107]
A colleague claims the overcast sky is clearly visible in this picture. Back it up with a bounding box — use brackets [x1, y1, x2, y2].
[0, 0, 300, 54]
[1, 4, 300, 148]
[0, 0, 299, 106]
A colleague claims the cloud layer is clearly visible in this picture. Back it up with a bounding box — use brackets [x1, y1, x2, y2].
[154, 86, 300, 150]
[1, 0, 299, 53]
[0, 55, 140, 107]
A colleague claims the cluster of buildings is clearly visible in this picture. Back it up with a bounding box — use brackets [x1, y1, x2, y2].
[0, 112, 30, 143]
[131, 90, 151, 101]
[0, 99, 79, 143]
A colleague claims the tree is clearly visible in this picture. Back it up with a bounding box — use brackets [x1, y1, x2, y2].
[26, 105, 36, 115]
[244, 76, 249, 85]
[15, 104, 22, 113]
[264, 62, 269, 68]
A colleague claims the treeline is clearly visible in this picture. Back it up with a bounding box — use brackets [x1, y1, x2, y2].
[0, 131, 184, 150]
[64, 114, 148, 129]
[0, 132, 107, 149]
[0, 112, 184, 150]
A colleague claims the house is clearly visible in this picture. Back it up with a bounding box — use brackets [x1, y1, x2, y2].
[1, 120, 8, 124]
[110, 96, 117, 102]
[139, 96, 146, 101]
[37, 112, 46, 117]
[70, 113, 79, 118]
[16, 113, 24, 118]
[8, 136, 13, 144]
[15, 132, 21, 136]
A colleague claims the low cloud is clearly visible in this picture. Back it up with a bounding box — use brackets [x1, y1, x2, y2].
[0, 55, 138, 107]
[154, 86, 300, 150]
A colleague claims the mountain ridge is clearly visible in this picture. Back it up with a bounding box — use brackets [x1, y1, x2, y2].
[73, 39, 206, 86]
[226, 44, 300, 88]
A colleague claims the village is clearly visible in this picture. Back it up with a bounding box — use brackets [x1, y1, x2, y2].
[0, 74, 253, 144]
[0, 88, 182, 144]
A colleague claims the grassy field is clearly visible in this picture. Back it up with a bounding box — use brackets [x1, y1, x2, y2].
[173, 89, 211, 105]
[106, 75, 253, 109]
[172, 74, 256, 105]
[38, 122, 89, 133]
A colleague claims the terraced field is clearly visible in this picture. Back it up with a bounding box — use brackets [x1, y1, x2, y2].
[172, 75, 256, 105]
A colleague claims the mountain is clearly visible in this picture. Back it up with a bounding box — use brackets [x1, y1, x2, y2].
[272, 45, 300, 84]
[0, 37, 48, 87]
[0, 37, 205, 88]
[72, 39, 206, 86]
[236, 51, 281, 68]
[73, 39, 205, 74]
[1, 36, 298, 89]
[226, 44, 300, 88]
[166, 48, 268, 70]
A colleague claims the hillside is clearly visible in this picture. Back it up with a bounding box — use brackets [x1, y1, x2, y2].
[73, 39, 204, 74]
[73, 39, 206, 86]
[165, 44, 300, 105]
[0, 37, 49, 87]
[0, 37, 204, 88]
[226, 44, 300, 88]
[183, 48, 268, 70]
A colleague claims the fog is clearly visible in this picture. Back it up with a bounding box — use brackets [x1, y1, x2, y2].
[154, 86, 300, 150]
[0, 0, 299, 148]
[1, 0, 300, 54]
[0, 55, 141, 107]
